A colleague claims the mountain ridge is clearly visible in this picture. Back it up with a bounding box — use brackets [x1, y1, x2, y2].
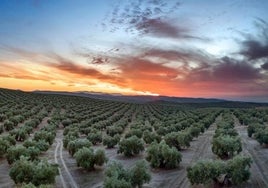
[33, 90, 227, 104]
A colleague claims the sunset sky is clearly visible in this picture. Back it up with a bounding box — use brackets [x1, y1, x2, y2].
[0, 0, 268, 102]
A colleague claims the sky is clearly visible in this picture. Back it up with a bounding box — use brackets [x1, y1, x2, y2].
[0, 0, 268, 102]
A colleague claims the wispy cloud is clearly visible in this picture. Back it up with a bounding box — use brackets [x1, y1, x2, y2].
[102, 0, 204, 40]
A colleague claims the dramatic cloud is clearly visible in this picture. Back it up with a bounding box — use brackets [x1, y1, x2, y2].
[240, 40, 268, 60]
[213, 57, 261, 81]
[261, 62, 268, 70]
[46, 54, 126, 87]
[239, 19, 268, 60]
[134, 17, 190, 39]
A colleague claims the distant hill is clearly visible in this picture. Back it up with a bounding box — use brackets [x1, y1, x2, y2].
[33, 90, 227, 104]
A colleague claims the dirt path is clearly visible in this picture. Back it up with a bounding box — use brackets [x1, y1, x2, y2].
[53, 130, 79, 188]
[54, 139, 67, 188]
[0, 159, 14, 188]
[233, 116, 268, 188]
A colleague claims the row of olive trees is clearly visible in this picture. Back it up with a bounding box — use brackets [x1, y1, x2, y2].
[188, 112, 251, 186]
[234, 109, 268, 146]
[104, 160, 151, 188]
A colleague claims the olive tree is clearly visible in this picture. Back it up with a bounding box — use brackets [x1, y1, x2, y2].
[9, 157, 59, 186]
[3, 120, 15, 131]
[104, 160, 151, 188]
[226, 155, 252, 185]
[255, 128, 268, 146]
[117, 136, 144, 157]
[146, 141, 182, 169]
[9, 156, 34, 184]
[187, 159, 225, 185]
[104, 162, 131, 188]
[187, 156, 252, 186]
[6, 145, 29, 164]
[87, 131, 102, 145]
[74, 147, 107, 170]
[143, 130, 161, 144]
[34, 131, 55, 145]
[0, 138, 10, 157]
[31, 160, 59, 186]
[130, 160, 151, 188]
[103, 134, 120, 148]
[164, 132, 191, 150]
[212, 135, 242, 159]
[125, 129, 143, 138]
[67, 138, 92, 156]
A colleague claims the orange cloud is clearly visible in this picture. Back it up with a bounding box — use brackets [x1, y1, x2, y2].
[1, 45, 268, 99]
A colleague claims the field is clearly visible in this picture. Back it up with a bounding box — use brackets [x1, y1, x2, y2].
[0, 88, 267, 188]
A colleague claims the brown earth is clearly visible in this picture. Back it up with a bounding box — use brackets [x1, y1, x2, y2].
[233, 116, 268, 188]
[48, 116, 221, 188]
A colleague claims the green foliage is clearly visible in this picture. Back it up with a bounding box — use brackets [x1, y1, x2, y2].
[9, 156, 34, 184]
[187, 155, 252, 185]
[74, 147, 107, 170]
[129, 160, 151, 188]
[67, 138, 92, 156]
[27, 147, 41, 161]
[87, 131, 102, 145]
[143, 130, 161, 144]
[0, 124, 4, 134]
[33, 140, 50, 152]
[104, 162, 131, 188]
[31, 160, 59, 186]
[34, 130, 55, 145]
[226, 155, 252, 185]
[63, 134, 78, 148]
[62, 119, 72, 127]
[103, 134, 120, 148]
[146, 141, 182, 169]
[187, 160, 225, 185]
[10, 128, 29, 141]
[3, 120, 15, 131]
[0, 114, 7, 122]
[117, 136, 144, 157]
[212, 135, 242, 159]
[0, 137, 11, 157]
[106, 126, 123, 136]
[188, 126, 201, 138]
[125, 129, 143, 138]
[6, 145, 29, 164]
[164, 132, 191, 150]
[255, 127, 268, 145]
[104, 161, 151, 188]
[2, 134, 16, 145]
[214, 128, 238, 138]
[9, 157, 59, 186]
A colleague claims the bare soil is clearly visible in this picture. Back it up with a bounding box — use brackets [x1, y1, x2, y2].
[48, 116, 221, 188]
[3, 114, 268, 188]
[233, 116, 268, 188]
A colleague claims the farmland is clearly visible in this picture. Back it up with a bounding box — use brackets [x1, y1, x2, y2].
[0, 88, 268, 188]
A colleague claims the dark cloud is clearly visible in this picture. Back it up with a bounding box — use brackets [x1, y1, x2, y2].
[239, 19, 268, 60]
[141, 47, 213, 65]
[91, 57, 109, 64]
[240, 40, 268, 60]
[134, 17, 195, 39]
[184, 56, 262, 84]
[261, 62, 268, 70]
[213, 57, 261, 81]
